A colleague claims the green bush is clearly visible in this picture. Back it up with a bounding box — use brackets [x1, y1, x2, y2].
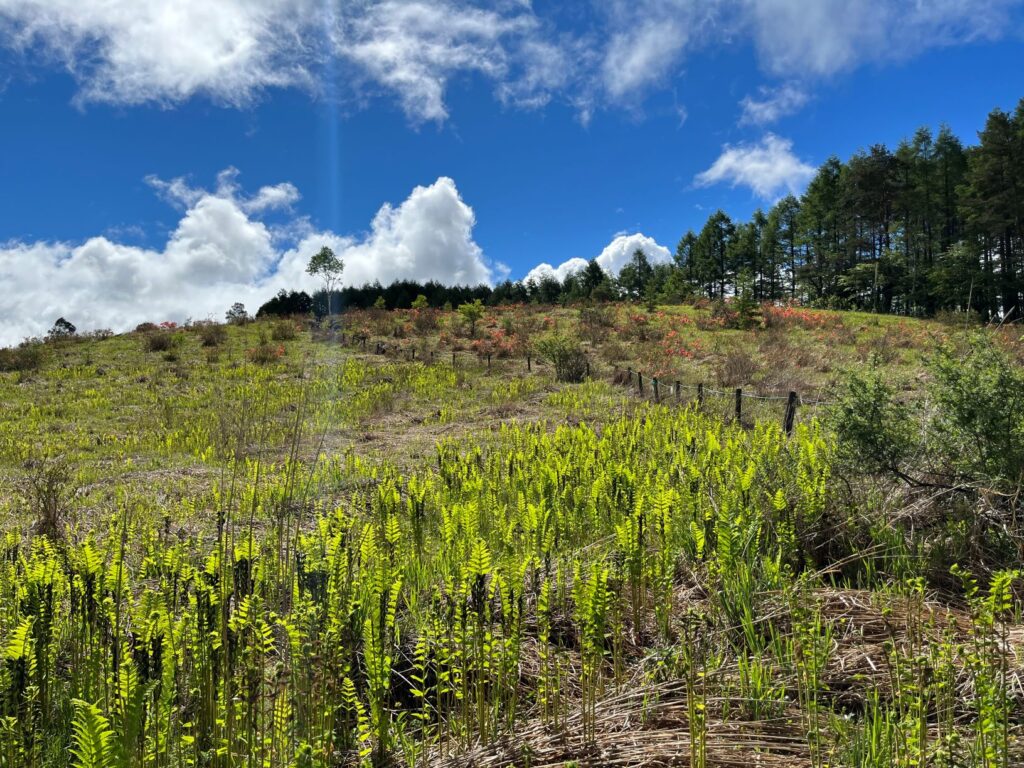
[535, 333, 588, 383]
[831, 335, 1024, 491]
[829, 356, 918, 478]
[270, 320, 298, 341]
[928, 335, 1024, 487]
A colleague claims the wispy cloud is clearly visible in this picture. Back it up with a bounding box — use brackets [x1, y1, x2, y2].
[740, 0, 1020, 77]
[0, 0, 1019, 121]
[739, 82, 808, 125]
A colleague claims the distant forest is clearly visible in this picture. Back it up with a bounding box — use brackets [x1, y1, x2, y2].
[265, 99, 1024, 320]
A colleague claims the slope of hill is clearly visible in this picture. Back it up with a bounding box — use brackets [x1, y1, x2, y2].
[0, 304, 1021, 767]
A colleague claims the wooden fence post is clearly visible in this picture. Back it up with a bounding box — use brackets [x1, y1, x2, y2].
[452, 351, 456, 367]
[586, 360, 591, 379]
[527, 355, 531, 372]
[487, 353, 492, 372]
[697, 383, 704, 406]
[653, 378, 660, 402]
[735, 388, 743, 422]
[675, 380, 681, 402]
[784, 391, 798, 435]
[637, 372, 644, 395]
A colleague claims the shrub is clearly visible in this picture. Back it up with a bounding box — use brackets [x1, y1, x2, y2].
[20, 455, 75, 539]
[578, 305, 614, 343]
[933, 308, 982, 328]
[413, 307, 439, 332]
[248, 333, 285, 364]
[762, 304, 835, 330]
[0, 340, 44, 372]
[620, 312, 663, 342]
[270, 320, 298, 341]
[196, 322, 228, 347]
[928, 335, 1024, 487]
[134, 322, 158, 333]
[829, 357, 918, 477]
[716, 351, 760, 387]
[831, 335, 1024, 492]
[144, 331, 178, 353]
[457, 299, 485, 337]
[535, 334, 588, 383]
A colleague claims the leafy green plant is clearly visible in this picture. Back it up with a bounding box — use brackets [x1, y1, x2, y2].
[534, 333, 587, 383]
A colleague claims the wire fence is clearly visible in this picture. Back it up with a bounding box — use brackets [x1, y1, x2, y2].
[327, 331, 835, 432]
[611, 367, 836, 433]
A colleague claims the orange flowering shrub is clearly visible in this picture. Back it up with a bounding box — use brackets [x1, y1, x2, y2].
[761, 303, 839, 330]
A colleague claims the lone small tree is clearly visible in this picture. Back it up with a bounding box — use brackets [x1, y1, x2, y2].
[225, 302, 250, 325]
[307, 246, 344, 316]
[457, 299, 485, 337]
[46, 317, 76, 341]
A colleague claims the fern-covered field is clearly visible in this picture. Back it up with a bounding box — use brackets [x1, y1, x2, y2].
[0, 305, 1022, 767]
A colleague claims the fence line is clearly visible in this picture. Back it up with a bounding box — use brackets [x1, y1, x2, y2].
[613, 366, 833, 435]
[326, 330, 835, 431]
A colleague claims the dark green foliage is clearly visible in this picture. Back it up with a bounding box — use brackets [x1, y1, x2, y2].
[256, 289, 313, 318]
[185, 103, 1024, 319]
[320, 279, 493, 311]
[617, 249, 654, 300]
[675, 100, 1023, 319]
[46, 318, 76, 341]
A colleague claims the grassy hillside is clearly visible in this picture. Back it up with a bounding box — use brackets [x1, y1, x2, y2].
[0, 304, 1021, 767]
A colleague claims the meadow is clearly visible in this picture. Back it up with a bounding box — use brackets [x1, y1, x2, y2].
[0, 302, 1021, 768]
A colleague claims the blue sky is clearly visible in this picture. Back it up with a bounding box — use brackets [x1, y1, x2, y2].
[0, 0, 1022, 343]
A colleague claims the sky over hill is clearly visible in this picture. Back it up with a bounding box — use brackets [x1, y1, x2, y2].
[1, 0, 1023, 342]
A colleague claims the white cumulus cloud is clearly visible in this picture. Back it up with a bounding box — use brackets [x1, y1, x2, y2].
[523, 233, 671, 285]
[0, 0, 317, 106]
[694, 133, 815, 200]
[523, 258, 589, 285]
[595, 232, 672, 274]
[0, 173, 495, 346]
